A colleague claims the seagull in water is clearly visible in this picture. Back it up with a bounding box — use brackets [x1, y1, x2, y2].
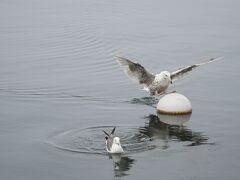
[103, 127, 124, 154]
[116, 56, 223, 96]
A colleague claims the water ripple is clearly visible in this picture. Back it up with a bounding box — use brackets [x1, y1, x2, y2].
[47, 126, 155, 155]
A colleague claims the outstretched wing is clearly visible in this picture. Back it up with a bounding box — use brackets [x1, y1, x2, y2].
[170, 57, 223, 82]
[116, 56, 155, 86]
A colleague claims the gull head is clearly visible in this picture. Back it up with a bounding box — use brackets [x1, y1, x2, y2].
[161, 71, 172, 84]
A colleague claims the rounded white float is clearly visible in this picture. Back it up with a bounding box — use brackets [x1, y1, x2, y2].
[156, 92, 192, 115]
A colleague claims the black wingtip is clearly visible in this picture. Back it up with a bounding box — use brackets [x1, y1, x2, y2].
[111, 126, 116, 135]
[102, 130, 109, 137]
[207, 57, 224, 63]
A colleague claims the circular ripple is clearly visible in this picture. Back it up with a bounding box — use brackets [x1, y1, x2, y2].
[48, 126, 155, 155]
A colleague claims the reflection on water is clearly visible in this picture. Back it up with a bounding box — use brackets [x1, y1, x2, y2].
[139, 114, 212, 147]
[48, 113, 213, 156]
[109, 154, 135, 178]
[157, 113, 191, 126]
[130, 97, 159, 107]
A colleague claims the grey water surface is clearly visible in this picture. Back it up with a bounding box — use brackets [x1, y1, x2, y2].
[1, 0, 240, 179]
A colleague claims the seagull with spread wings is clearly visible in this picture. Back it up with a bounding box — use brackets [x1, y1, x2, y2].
[116, 56, 222, 96]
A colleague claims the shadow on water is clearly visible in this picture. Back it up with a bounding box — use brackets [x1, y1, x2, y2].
[108, 154, 135, 178]
[139, 114, 214, 148]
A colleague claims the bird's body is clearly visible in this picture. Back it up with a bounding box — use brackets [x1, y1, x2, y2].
[103, 127, 124, 154]
[146, 72, 172, 95]
[116, 56, 222, 96]
[107, 137, 123, 153]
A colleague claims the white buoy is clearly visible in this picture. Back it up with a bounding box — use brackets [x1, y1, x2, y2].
[156, 92, 192, 115]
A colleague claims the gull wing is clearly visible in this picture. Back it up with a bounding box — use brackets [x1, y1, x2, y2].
[111, 127, 116, 135]
[106, 136, 114, 152]
[103, 130, 109, 137]
[170, 57, 223, 82]
[103, 127, 116, 152]
[116, 56, 155, 86]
